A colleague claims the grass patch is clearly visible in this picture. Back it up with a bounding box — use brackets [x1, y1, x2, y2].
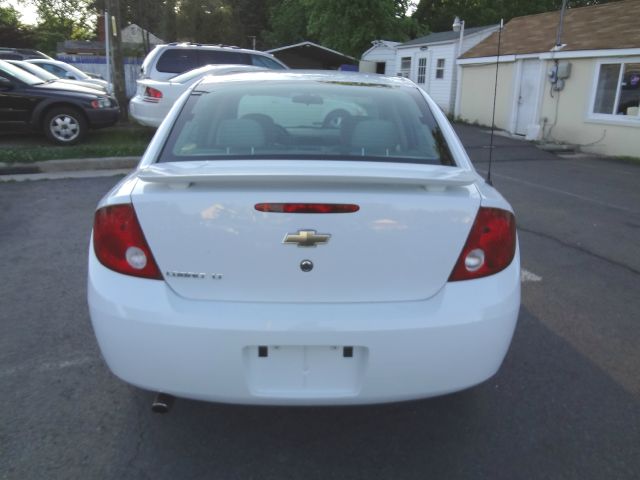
[0, 126, 155, 164]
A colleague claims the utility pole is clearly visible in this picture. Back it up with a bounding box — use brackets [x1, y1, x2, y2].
[105, 0, 127, 121]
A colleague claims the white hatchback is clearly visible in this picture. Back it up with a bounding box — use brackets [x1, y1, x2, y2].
[88, 71, 520, 407]
[129, 64, 265, 128]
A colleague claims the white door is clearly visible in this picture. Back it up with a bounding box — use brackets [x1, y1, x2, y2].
[515, 60, 540, 135]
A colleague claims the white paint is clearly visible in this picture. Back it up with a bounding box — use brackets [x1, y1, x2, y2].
[364, 26, 499, 113]
[88, 72, 521, 404]
[360, 40, 400, 75]
[521, 269, 542, 282]
[515, 59, 542, 135]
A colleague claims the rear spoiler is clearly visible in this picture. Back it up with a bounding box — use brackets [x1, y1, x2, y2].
[137, 161, 478, 188]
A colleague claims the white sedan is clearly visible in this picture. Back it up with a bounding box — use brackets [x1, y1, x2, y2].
[88, 71, 520, 409]
[26, 59, 110, 91]
[129, 64, 265, 127]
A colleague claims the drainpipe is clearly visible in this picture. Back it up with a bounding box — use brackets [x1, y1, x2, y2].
[555, 0, 568, 47]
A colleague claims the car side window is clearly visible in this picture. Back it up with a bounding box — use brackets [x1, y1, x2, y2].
[40, 63, 64, 77]
[250, 55, 286, 70]
[156, 49, 198, 74]
[197, 50, 250, 67]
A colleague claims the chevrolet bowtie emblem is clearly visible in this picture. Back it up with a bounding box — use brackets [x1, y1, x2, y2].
[283, 229, 331, 247]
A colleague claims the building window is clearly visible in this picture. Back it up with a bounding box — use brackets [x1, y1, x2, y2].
[435, 59, 445, 79]
[417, 58, 427, 84]
[399, 57, 411, 78]
[592, 61, 640, 117]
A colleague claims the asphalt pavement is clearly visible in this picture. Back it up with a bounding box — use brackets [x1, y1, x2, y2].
[1, 126, 639, 479]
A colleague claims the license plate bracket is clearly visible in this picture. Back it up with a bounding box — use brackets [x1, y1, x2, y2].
[243, 345, 368, 398]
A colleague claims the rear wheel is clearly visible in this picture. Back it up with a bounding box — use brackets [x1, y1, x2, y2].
[43, 107, 87, 145]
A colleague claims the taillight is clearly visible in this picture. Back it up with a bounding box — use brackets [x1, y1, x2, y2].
[93, 204, 163, 280]
[143, 86, 163, 102]
[255, 203, 360, 214]
[448, 207, 516, 281]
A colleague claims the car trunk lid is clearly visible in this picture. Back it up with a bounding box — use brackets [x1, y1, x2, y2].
[131, 161, 481, 303]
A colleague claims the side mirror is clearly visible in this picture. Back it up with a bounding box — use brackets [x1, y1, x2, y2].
[65, 73, 76, 80]
[0, 77, 13, 90]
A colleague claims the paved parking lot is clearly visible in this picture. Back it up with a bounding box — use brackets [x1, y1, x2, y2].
[1, 126, 639, 479]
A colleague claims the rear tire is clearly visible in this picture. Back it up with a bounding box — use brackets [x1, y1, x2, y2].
[43, 107, 87, 145]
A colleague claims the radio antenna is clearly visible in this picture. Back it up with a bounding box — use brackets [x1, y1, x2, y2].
[487, 18, 503, 186]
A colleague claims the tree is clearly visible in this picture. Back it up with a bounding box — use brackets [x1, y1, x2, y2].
[174, 0, 235, 44]
[0, 2, 36, 47]
[305, 0, 422, 56]
[412, 0, 610, 32]
[161, 0, 177, 42]
[28, 0, 95, 54]
[262, 0, 310, 48]
[261, 0, 424, 53]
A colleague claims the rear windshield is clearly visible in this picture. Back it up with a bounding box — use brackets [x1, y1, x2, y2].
[156, 49, 198, 74]
[250, 54, 286, 69]
[158, 80, 455, 166]
[156, 49, 251, 74]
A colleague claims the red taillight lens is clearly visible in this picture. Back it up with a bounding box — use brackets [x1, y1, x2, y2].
[255, 203, 360, 214]
[144, 86, 163, 101]
[93, 204, 163, 280]
[448, 207, 516, 281]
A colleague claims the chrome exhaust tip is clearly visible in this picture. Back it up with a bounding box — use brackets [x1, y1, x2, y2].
[151, 393, 174, 414]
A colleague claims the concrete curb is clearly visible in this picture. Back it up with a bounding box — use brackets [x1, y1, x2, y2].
[0, 156, 140, 175]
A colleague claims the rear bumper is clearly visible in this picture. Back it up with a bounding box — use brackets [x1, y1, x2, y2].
[88, 247, 521, 405]
[129, 97, 164, 127]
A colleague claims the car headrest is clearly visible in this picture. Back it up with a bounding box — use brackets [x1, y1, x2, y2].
[216, 118, 266, 149]
[349, 119, 399, 152]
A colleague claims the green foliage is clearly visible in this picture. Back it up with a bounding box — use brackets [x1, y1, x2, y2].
[261, 0, 310, 48]
[262, 0, 423, 56]
[26, 0, 95, 54]
[0, 2, 36, 47]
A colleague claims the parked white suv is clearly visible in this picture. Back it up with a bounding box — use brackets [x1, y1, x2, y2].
[139, 43, 287, 81]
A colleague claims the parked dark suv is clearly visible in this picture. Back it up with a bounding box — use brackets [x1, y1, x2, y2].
[0, 60, 119, 145]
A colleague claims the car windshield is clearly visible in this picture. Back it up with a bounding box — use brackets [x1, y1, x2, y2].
[159, 80, 455, 166]
[36, 61, 90, 80]
[0, 60, 43, 85]
[57, 62, 91, 79]
[11, 61, 57, 81]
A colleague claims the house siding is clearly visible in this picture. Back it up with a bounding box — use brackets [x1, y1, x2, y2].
[458, 55, 640, 157]
[427, 43, 456, 113]
[360, 45, 397, 75]
[395, 43, 457, 113]
[458, 62, 516, 128]
[539, 57, 640, 157]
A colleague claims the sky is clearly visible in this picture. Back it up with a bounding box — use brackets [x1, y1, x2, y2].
[7, 0, 39, 25]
